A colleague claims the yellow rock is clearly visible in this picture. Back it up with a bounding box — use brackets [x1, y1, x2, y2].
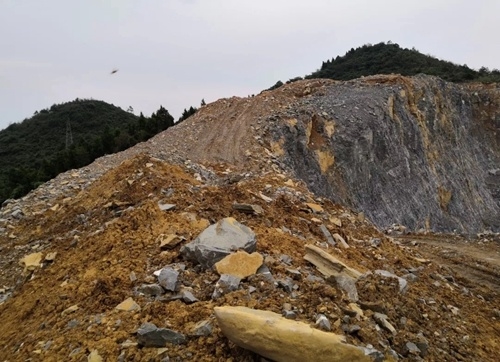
[87, 349, 103, 362]
[61, 305, 79, 316]
[306, 203, 324, 213]
[303, 244, 361, 279]
[284, 179, 295, 187]
[158, 234, 184, 250]
[215, 251, 263, 279]
[329, 217, 342, 227]
[45, 252, 57, 262]
[311, 217, 322, 224]
[20, 252, 43, 271]
[214, 306, 370, 362]
[115, 297, 141, 311]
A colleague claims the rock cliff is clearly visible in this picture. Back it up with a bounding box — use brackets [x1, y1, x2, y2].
[263, 76, 500, 233]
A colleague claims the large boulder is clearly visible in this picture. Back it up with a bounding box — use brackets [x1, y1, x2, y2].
[180, 218, 256, 268]
[214, 306, 371, 362]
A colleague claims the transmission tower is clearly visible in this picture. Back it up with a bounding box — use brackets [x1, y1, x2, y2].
[65, 119, 73, 150]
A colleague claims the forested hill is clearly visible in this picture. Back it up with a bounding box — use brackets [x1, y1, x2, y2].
[0, 99, 174, 203]
[306, 42, 500, 83]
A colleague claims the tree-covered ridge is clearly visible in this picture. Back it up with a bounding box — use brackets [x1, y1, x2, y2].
[306, 42, 500, 83]
[0, 99, 174, 203]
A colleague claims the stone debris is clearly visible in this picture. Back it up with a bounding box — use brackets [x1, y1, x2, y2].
[372, 312, 397, 334]
[232, 203, 264, 215]
[303, 244, 362, 279]
[180, 289, 198, 304]
[44, 252, 57, 262]
[315, 314, 331, 331]
[332, 274, 359, 302]
[403, 342, 421, 356]
[20, 252, 43, 272]
[332, 233, 350, 249]
[157, 267, 180, 292]
[319, 224, 336, 246]
[306, 203, 324, 213]
[158, 234, 185, 250]
[214, 251, 263, 279]
[214, 306, 370, 362]
[374, 270, 408, 293]
[137, 284, 164, 297]
[190, 320, 212, 336]
[115, 297, 141, 311]
[158, 203, 176, 211]
[136, 322, 186, 347]
[181, 217, 256, 268]
[212, 274, 241, 299]
[87, 349, 103, 362]
[61, 305, 79, 316]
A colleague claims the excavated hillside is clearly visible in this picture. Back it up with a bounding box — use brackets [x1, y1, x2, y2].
[0, 75, 499, 361]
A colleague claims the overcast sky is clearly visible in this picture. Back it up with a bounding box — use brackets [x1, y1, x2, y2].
[1, 0, 499, 130]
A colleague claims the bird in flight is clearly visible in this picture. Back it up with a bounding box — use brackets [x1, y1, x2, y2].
[110, 69, 119, 74]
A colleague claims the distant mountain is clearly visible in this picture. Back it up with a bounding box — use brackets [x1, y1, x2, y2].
[0, 99, 174, 203]
[306, 42, 500, 83]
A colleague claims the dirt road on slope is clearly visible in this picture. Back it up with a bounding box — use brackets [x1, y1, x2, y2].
[397, 234, 500, 299]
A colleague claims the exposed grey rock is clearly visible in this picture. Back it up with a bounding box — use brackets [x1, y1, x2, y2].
[180, 218, 256, 268]
[137, 283, 164, 297]
[137, 322, 186, 347]
[359, 345, 385, 362]
[67, 319, 79, 329]
[212, 274, 241, 299]
[190, 320, 212, 336]
[333, 274, 358, 302]
[306, 273, 325, 283]
[277, 277, 294, 293]
[375, 270, 408, 293]
[319, 224, 336, 246]
[315, 314, 331, 331]
[158, 203, 176, 211]
[279, 254, 293, 265]
[286, 268, 302, 280]
[256, 264, 274, 282]
[232, 203, 264, 215]
[403, 273, 419, 283]
[180, 289, 198, 304]
[373, 313, 397, 334]
[158, 267, 180, 292]
[403, 342, 421, 356]
[282, 310, 297, 320]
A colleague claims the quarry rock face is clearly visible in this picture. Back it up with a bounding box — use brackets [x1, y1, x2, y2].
[269, 75, 500, 233]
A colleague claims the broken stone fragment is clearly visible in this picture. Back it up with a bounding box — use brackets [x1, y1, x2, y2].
[190, 320, 212, 336]
[115, 297, 141, 311]
[87, 349, 103, 362]
[158, 234, 185, 250]
[373, 313, 397, 334]
[181, 217, 256, 269]
[319, 224, 336, 246]
[215, 251, 263, 279]
[332, 233, 349, 248]
[331, 274, 359, 302]
[180, 289, 198, 304]
[20, 252, 43, 272]
[136, 322, 186, 347]
[329, 217, 342, 227]
[137, 284, 164, 297]
[303, 244, 362, 280]
[374, 270, 408, 293]
[315, 314, 331, 331]
[306, 203, 324, 213]
[232, 203, 264, 215]
[158, 203, 176, 211]
[158, 267, 180, 292]
[61, 305, 79, 316]
[214, 306, 371, 362]
[44, 252, 57, 262]
[402, 342, 421, 356]
[212, 274, 241, 299]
